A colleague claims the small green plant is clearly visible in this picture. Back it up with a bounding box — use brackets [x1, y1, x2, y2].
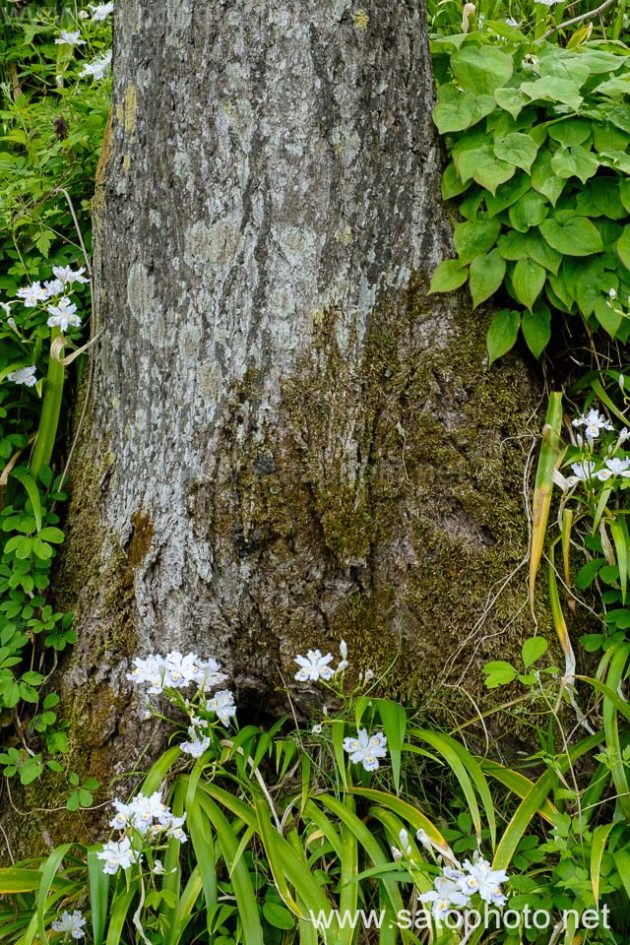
[427, 28, 629, 363]
[0, 2, 112, 798]
[0, 640, 626, 944]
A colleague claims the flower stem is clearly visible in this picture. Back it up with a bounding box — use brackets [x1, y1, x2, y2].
[30, 328, 64, 480]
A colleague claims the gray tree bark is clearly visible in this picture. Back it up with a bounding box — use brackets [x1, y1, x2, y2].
[12, 0, 541, 840]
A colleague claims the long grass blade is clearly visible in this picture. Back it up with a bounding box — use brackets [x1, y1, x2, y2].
[530, 392, 563, 612]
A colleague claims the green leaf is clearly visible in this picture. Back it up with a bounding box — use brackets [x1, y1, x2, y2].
[497, 231, 532, 261]
[9, 468, 42, 532]
[453, 219, 501, 263]
[441, 163, 469, 200]
[494, 133, 538, 173]
[576, 558, 604, 589]
[528, 237, 562, 274]
[620, 179, 630, 213]
[455, 144, 493, 184]
[34, 231, 53, 258]
[494, 87, 528, 120]
[375, 699, 407, 794]
[432, 94, 496, 133]
[550, 146, 599, 184]
[610, 518, 629, 603]
[429, 259, 467, 294]
[547, 119, 591, 148]
[521, 77, 584, 111]
[472, 158, 515, 195]
[587, 178, 626, 221]
[487, 310, 520, 364]
[512, 259, 546, 310]
[0, 867, 42, 894]
[451, 46, 513, 95]
[522, 636, 548, 668]
[530, 149, 565, 205]
[540, 217, 604, 256]
[616, 225, 630, 270]
[485, 173, 531, 216]
[590, 823, 615, 905]
[32, 538, 53, 560]
[521, 306, 551, 358]
[593, 123, 630, 154]
[483, 660, 518, 688]
[38, 527, 64, 543]
[508, 192, 549, 232]
[593, 298, 622, 338]
[469, 250, 506, 308]
[263, 900, 295, 930]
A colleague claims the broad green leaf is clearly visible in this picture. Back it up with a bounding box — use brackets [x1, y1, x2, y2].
[432, 94, 496, 133]
[472, 157, 515, 195]
[576, 49, 625, 74]
[263, 900, 295, 930]
[528, 237, 562, 274]
[494, 87, 528, 120]
[547, 119, 591, 147]
[540, 217, 603, 256]
[494, 132, 538, 173]
[508, 192, 548, 232]
[550, 146, 599, 184]
[538, 52, 590, 86]
[530, 149, 565, 205]
[38, 527, 64, 543]
[616, 225, 630, 270]
[453, 219, 501, 263]
[599, 148, 630, 176]
[456, 144, 493, 183]
[522, 636, 548, 668]
[593, 298, 622, 338]
[522, 306, 551, 358]
[487, 309, 520, 364]
[593, 123, 630, 154]
[485, 173, 531, 216]
[619, 178, 630, 213]
[451, 46, 513, 95]
[497, 231, 532, 260]
[441, 162, 469, 200]
[483, 660, 518, 687]
[429, 259, 468, 294]
[469, 250, 506, 308]
[512, 259, 546, 310]
[521, 77, 583, 111]
[607, 106, 630, 134]
[587, 177, 626, 220]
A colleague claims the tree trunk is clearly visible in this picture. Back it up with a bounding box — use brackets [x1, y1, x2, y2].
[8, 0, 542, 847]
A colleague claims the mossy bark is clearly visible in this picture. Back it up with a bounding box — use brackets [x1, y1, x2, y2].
[1, 0, 544, 855]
